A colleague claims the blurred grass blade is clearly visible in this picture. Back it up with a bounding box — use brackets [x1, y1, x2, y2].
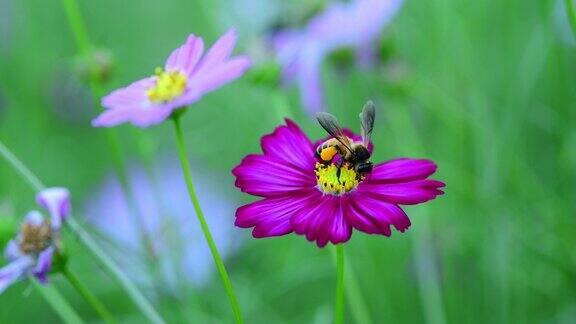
[0, 139, 165, 324]
[62, 266, 117, 324]
[0, 140, 44, 191]
[386, 105, 447, 324]
[32, 279, 85, 324]
[564, 0, 576, 37]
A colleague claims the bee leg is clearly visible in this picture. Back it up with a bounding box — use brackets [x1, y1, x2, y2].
[336, 159, 344, 182]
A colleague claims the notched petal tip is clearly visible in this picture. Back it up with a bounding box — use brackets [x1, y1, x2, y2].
[36, 187, 71, 229]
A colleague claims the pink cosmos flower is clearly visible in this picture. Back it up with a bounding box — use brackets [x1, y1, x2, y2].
[93, 29, 251, 128]
[232, 120, 444, 247]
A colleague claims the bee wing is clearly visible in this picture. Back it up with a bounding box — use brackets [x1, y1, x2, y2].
[316, 112, 354, 153]
[359, 101, 376, 147]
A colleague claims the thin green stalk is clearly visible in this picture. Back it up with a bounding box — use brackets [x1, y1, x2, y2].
[564, 0, 576, 37]
[172, 114, 243, 324]
[60, 0, 159, 283]
[65, 218, 165, 324]
[0, 139, 165, 324]
[59, 0, 157, 263]
[0, 141, 44, 191]
[334, 244, 345, 324]
[32, 280, 85, 324]
[329, 248, 373, 324]
[60, 0, 91, 54]
[62, 266, 116, 324]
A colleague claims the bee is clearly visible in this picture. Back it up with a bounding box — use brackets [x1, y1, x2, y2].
[315, 101, 376, 179]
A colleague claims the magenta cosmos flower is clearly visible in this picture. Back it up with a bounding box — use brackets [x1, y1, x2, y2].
[92, 29, 251, 128]
[232, 120, 444, 247]
[0, 188, 70, 293]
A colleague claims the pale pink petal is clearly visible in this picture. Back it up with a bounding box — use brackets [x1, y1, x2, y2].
[165, 34, 205, 75]
[191, 56, 251, 95]
[195, 28, 238, 74]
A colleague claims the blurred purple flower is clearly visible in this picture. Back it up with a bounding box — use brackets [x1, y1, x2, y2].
[274, 0, 403, 113]
[0, 188, 70, 293]
[92, 29, 251, 128]
[85, 159, 239, 292]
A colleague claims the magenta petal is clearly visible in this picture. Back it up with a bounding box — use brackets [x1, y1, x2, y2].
[359, 179, 445, 205]
[342, 195, 381, 235]
[235, 190, 315, 238]
[260, 119, 316, 171]
[349, 191, 411, 234]
[195, 28, 238, 74]
[36, 187, 70, 230]
[33, 247, 54, 284]
[233, 154, 315, 197]
[291, 191, 330, 239]
[318, 198, 352, 247]
[165, 34, 205, 75]
[368, 158, 438, 183]
[290, 193, 351, 247]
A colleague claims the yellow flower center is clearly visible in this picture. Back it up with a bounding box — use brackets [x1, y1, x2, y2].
[314, 162, 364, 195]
[147, 67, 187, 103]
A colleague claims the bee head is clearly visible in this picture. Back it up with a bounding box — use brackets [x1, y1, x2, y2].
[353, 145, 371, 161]
[355, 161, 373, 174]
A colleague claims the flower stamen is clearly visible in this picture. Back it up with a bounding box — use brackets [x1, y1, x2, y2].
[147, 67, 187, 103]
[20, 220, 52, 254]
[315, 162, 363, 195]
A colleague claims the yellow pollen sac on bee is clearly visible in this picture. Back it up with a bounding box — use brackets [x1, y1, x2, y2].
[314, 162, 364, 195]
[146, 67, 187, 103]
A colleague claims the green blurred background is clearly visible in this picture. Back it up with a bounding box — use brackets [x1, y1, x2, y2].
[1, 0, 575, 323]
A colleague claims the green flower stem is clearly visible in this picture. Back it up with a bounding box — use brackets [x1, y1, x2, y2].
[565, 0, 576, 37]
[334, 244, 345, 324]
[172, 114, 244, 324]
[62, 266, 116, 324]
[32, 279, 85, 324]
[59, 0, 157, 263]
[60, 0, 161, 299]
[60, 0, 91, 55]
[329, 249, 373, 324]
[0, 139, 165, 324]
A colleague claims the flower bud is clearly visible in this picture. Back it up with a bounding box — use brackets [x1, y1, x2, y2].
[245, 61, 281, 88]
[74, 48, 115, 84]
